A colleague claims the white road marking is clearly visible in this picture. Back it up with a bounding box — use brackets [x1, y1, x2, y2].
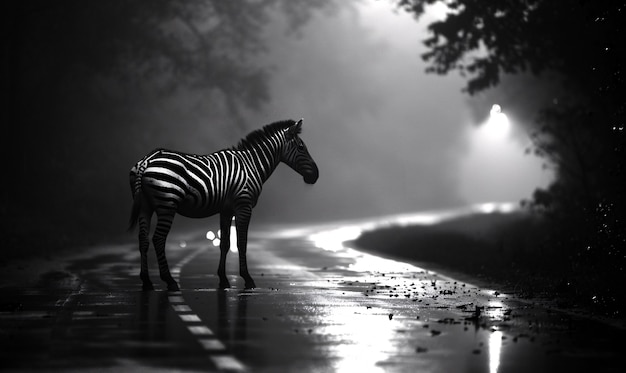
[211, 356, 246, 371]
[172, 304, 191, 312]
[199, 339, 226, 351]
[179, 314, 201, 322]
[188, 325, 214, 335]
[168, 296, 185, 303]
[170, 247, 247, 371]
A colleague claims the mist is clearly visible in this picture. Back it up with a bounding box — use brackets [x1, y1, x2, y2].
[3, 0, 553, 251]
[241, 1, 553, 223]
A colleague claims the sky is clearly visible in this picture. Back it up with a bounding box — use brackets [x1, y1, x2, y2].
[235, 0, 553, 222]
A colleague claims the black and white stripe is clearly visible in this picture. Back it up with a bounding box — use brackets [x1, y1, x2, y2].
[128, 119, 318, 291]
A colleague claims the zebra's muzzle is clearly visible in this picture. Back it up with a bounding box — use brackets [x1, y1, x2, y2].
[303, 165, 319, 184]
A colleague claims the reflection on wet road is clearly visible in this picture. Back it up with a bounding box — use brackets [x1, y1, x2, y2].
[1, 206, 624, 371]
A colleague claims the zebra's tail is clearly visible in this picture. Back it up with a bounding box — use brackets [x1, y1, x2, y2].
[128, 150, 159, 231]
[128, 165, 144, 232]
[128, 191, 142, 232]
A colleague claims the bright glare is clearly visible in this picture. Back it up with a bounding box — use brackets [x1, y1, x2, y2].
[230, 225, 238, 253]
[345, 248, 422, 274]
[475, 202, 518, 214]
[206, 226, 237, 252]
[489, 330, 503, 373]
[459, 104, 553, 204]
[482, 104, 510, 140]
[319, 302, 394, 372]
[310, 226, 363, 252]
[429, 1, 450, 20]
[309, 225, 424, 274]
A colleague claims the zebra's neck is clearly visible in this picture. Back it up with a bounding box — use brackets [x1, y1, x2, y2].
[241, 132, 285, 184]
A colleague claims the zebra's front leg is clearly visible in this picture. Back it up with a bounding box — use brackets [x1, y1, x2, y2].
[235, 209, 256, 289]
[217, 212, 233, 289]
[153, 210, 179, 291]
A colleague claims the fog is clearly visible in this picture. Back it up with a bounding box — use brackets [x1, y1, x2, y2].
[238, 1, 553, 222]
[5, 0, 554, 247]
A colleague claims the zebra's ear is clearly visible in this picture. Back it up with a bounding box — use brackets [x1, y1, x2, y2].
[287, 119, 303, 138]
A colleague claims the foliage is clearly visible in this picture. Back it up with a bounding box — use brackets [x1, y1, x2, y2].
[1, 0, 330, 254]
[398, 0, 626, 314]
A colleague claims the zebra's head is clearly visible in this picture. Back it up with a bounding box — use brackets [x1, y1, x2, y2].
[282, 119, 319, 184]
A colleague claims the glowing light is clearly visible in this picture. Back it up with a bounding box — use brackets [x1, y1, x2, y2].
[230, 225, 238, 253]
[485, 299, 507, 320]
[179, 241, 187, 248]
[345, 248, 422, 274]
[310, 226, 363, 252]
[319, 303, 395, 372]
[393, 212, 443, 226]
[206, 227, 237, 252]
[482, 104, 510, 139]
[309, 225, 425, 274]
[475, 202, 518, 214]
[427, 1, 452, 21]
[489, 330, 503, 373]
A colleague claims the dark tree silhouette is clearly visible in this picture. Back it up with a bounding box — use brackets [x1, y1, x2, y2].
[398, 0, 626, 313]
[1, 0, 331, 259]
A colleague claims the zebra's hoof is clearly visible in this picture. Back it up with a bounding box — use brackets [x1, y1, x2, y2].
[167, 282, 180, 292]
[142, 282, 155, 291]
[219, 281, 231, 289]
[244, 281, 256, 289]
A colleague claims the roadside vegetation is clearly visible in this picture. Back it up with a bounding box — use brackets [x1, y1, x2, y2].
[354, 210, 624, 318]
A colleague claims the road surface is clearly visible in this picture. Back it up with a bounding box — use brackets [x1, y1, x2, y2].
[1, 208, 624, 372]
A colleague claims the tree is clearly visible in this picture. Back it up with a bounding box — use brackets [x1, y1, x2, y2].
[1, 0, 331, 258]
[398, 0, 626, 313]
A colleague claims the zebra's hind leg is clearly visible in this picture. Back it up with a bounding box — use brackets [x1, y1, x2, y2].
[138, 210, 154, 291]
[152, 210, 180, 291]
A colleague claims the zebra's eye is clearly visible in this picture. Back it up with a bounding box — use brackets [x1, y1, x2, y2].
[297, 142, 304, 150]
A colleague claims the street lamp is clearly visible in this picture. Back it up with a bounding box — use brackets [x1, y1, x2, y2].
[482, 104, 510, 140]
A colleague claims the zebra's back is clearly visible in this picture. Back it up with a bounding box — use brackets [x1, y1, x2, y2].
[131, 148, 248, 218]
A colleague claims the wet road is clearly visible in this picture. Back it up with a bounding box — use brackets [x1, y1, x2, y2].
[1, 209, 625, 372]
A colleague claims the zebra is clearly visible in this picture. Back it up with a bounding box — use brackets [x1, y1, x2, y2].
[128, 119, 319, 291]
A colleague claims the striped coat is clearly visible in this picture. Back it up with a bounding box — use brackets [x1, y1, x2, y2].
[129, 119, 318, 290]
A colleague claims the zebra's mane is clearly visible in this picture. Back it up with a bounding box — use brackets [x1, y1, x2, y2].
[232, 120, 299, 151]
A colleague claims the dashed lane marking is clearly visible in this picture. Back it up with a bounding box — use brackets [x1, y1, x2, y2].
[170, 247, 246, 371]
[172, 304, 191, 312]
[211, 356, 247, 371]
[188, 325, 214, 335]
[199, 339, 226, 351]
[179, 314, 202, 322]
